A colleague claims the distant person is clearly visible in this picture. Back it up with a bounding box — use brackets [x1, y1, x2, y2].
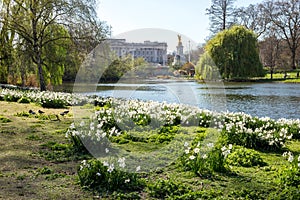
[297, 71, 299, 78]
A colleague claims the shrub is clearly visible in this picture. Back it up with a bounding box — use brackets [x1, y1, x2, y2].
[225, 146, 265, 167]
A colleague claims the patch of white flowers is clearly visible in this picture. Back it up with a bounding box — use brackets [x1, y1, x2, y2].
[0, 88, 99, 106]
[2, 88, 299, 151]
[222, 112, 296, 148]
[221, 144, 233, 158]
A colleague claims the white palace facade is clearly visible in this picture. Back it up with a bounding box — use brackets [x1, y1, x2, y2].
[106, 39, 167, 65]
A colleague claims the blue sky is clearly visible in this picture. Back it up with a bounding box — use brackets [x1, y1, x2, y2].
[98, 0, 264, 49]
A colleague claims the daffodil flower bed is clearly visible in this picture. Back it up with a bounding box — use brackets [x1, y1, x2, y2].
[2, 87, 300, 197]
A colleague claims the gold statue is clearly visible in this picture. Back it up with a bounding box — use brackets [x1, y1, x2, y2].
[177, 34, 182, 43]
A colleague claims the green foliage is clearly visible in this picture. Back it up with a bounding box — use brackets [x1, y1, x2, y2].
[171, 189, 223, 200]
[39, 141, 90, 162]
[67, 133, 89, 154]
[179, 139, 227, 176]
[100, 55, 134, 82]
[220, 115, 292, 151]
[17, 97, 30, 103]
[26, 134, 41, 141]
[279, 153, 300, 187]
[78, 159, 143, 192]
[111, 125, 180, 145]
[38, 167, 53, 175]
[147, 178, 191, 199]
[45, 173, 66, 180]
[0, 115, 12, 123]
[4, 94, 20, 102]
[111, 191, 141, 200]
[225, 146, 265, 167]
[148, 132, 175, 144]
[203, 25, 265, 79]
[195, 52, 221, 80]
[15, 111, 30, 117]
[99, 54, 147, 82]
[1, 0, 107, 89]
[268, 186, 300, 200]
[279, 166, 300, 187]
[228, 188, 263, 199]
[42, 24, 70, 86]
[40, 98, 66, 108]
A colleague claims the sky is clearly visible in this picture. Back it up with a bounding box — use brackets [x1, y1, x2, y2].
[97, 0, 264, 51]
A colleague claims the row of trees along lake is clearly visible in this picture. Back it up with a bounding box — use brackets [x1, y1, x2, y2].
[0, 0, 300, 91]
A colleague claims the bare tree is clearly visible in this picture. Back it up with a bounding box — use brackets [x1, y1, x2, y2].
[206, 0, 236, 35]
[264, 0, 300, 69]
[234, 3, 270, 38]
[259, 29, 281, 79]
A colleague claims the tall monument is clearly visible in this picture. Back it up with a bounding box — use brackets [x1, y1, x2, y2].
[172, 34, 186, 67]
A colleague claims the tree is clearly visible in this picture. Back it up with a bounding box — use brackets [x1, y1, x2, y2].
[206, 0, 236, 35]
[100, 55, 147, 82]
[263, 0, 300, 69]
[204, 25, 264, 79]
[1, 0, 107, 91]
[234, 3, 270, 38]
[0, 0, 15, 83]
[195, 51, 220, 80]
[259, 32, 280, 80]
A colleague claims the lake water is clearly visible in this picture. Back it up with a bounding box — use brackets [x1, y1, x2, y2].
[83, 79, 300, 120]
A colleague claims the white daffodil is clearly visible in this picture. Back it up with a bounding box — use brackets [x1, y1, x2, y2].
[194, 148, 200, 154]
[189, 155, 196, 160]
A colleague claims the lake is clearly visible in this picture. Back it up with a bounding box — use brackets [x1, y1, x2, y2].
[75, 79, 300, 120]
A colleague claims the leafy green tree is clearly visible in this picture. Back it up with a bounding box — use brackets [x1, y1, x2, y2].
[1, 0, 107, 90]
[100, 55, 147, 82]
[204, 25, 264, 79]
[0, 0, 15, 83]
[196, 52, 220, 80]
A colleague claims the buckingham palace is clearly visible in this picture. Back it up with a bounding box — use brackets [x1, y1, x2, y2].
[106, 39, 168, 65]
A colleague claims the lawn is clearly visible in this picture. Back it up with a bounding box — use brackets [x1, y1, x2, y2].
[263, 71, 300, 83]
[0, 101, 95, 199]
[1, 88, 300, 199]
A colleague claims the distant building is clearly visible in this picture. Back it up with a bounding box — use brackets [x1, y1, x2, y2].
[106, 39, 167, 65]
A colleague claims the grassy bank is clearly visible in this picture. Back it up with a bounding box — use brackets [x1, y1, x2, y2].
[0, 97, 300, 199]
[0, 101, 95, 199]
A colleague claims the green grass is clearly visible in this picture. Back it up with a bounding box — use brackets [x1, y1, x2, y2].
[1, 101, 300, 199]
[263, 71, 300, 83]
[0, 101, 93, 199]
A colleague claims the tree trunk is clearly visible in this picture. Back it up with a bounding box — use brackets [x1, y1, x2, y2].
[31, 6, 46, 91]
[270, 69, 273, 80]
[37, 52, 46, 91]
[291, 50, 296, 70]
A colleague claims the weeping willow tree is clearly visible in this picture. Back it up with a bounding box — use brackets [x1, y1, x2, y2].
[42, 24, 72, 86]
[196, 52, 221, 80]
[202, 25, 265, 79]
